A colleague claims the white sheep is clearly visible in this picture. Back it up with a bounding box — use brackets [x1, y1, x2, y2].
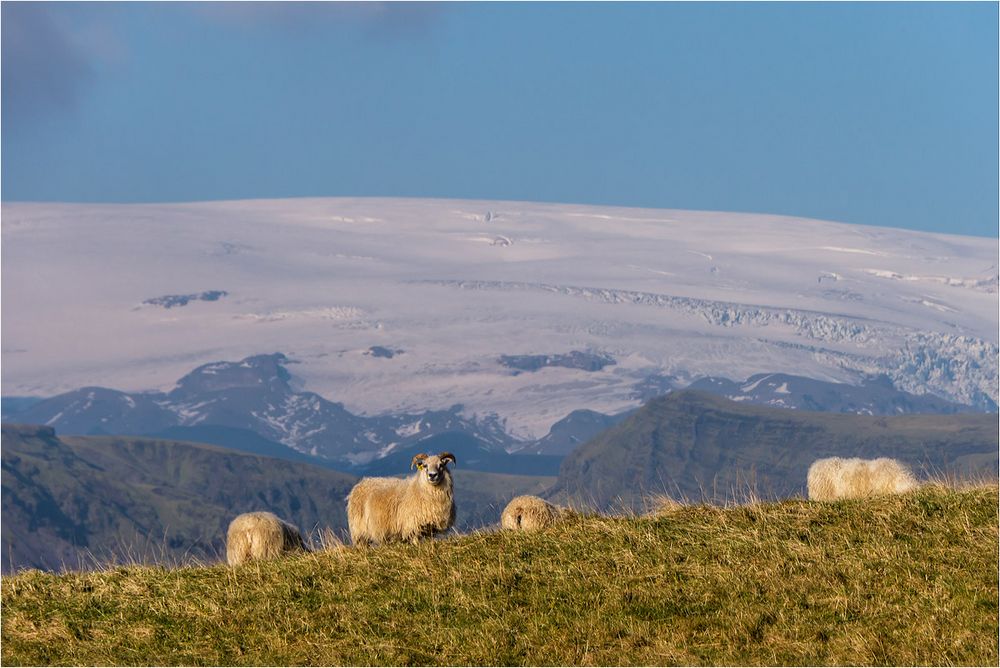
[346, 452, 456, 546]
[225, 511, 308, 566]
[500, 495, 575, 532]
[807, 457, 920, 501]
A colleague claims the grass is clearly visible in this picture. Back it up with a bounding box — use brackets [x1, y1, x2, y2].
[2, 484, 997, 666]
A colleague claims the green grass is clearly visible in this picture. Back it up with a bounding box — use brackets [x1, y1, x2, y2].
[3, 484, 997, 666]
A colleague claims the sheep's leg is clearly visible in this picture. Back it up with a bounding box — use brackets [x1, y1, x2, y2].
[410, 526, 436, 544]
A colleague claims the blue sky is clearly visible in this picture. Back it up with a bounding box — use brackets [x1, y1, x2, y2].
[2, 2, 997, 237]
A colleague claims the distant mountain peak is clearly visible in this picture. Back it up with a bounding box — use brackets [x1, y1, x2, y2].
[170, 353, 292, 397]
[4, 353, 520, 466]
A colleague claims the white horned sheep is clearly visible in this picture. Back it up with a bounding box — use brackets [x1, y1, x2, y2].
[500, 495, 575, 532]
[346, 452, 457, 546]
[225, 511, 308, 566]
[807, 456, 920, 501]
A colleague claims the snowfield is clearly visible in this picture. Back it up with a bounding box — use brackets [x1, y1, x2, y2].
[2, 198, 996, 438]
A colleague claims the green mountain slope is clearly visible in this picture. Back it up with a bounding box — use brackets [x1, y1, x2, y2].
[1, 425, 359, 571]
[548, 391, 999, 510]
[2, 485, 996, 666]
[1, 425, 555, 572]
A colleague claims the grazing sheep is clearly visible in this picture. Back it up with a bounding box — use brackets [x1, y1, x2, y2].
[347, 452, 456, 546]
[225, 511, 308, 566]
[500, 495, 574, 531]
[807, 457, 920, 501]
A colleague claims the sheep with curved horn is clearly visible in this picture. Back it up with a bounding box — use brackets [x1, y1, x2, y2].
[346, 452, 457, 546]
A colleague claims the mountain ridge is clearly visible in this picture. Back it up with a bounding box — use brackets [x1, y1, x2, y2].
[3, 354, 989, 469]
[547, 390, 999, 511]
[3, 354, 515, 466]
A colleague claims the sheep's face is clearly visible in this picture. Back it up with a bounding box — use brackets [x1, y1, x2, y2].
[411, 452, 456, 487]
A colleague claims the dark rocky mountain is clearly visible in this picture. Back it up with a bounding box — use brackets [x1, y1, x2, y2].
[499, 350, 616, 374]
[686, 372, 981, 415]
[1, 425, 555, 572]
[2, 425, 104, 571]
[142, 290, 227, 308]
[366, 346, 402, 359]
[3, 354, 516, 467]
[547, 391, 998, 512]
[4, 386, 178, 436]
[0, 424, 356, 572]
[0, 397, 43, 419]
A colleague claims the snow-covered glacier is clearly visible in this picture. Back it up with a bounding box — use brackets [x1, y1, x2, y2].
[2, 198, 996, 438]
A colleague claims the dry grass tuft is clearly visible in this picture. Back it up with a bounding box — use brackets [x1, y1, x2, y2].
[645, 494, 687, 516]
[311, 526, 348, 552]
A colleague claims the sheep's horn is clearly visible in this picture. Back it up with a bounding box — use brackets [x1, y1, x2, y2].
[411, 453, 428, 470]
[439, 452, 456, 466]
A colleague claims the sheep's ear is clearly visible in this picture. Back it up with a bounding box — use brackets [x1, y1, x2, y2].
[439, 452, 456, 467]
[411, 453, 428, 470]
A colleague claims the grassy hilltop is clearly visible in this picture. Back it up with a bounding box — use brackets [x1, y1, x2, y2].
[1, 424, 554, 572]
[2, 484, 997, 666]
